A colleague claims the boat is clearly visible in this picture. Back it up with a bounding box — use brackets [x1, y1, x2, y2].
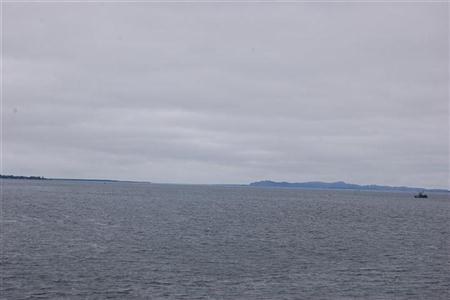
[414, 192, 428, 198]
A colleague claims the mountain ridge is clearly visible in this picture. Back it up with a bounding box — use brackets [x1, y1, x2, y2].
[249, 180, 449, 193]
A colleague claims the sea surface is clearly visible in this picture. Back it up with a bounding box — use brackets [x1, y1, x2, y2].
[1, 179, 449, 299]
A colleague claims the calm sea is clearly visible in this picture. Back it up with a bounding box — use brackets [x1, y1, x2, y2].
[1, 179, 449, 299]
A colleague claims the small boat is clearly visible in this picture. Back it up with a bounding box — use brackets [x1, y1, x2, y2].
[414, 192, 428, 198]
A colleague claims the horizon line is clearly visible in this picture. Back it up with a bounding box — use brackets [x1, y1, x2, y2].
[1, 174, 448, 191]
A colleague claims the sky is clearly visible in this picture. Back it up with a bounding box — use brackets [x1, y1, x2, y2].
[3, 1, 449, 188]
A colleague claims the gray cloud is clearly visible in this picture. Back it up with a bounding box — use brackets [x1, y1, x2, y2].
[4, 2, 449, 188]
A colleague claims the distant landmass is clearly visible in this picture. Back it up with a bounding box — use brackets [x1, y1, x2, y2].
[2, 174, 447, 192]
[249, 180, 449, 193]
[1, 174, 148, 184]
[1, 174, 47, 180]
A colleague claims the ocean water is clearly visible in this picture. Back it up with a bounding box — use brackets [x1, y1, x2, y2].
[1, 179, 449, 299]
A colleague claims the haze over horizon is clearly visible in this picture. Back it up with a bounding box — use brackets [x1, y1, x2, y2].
[4, 2, 449, 189]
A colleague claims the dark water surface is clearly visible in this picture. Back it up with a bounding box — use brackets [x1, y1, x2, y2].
[1, 179, 449, 299]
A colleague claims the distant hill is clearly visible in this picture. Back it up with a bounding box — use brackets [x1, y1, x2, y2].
[249, 180, 449, 193]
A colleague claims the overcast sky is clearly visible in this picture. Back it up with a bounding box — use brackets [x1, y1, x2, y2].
[4, 2, 449, 188]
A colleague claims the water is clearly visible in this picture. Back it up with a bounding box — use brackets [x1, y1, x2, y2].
[1, 179, 449, 299]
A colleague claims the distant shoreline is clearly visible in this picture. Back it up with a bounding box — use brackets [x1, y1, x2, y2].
[1, 175, 448, 192]
[0, 175, 47, 180]
[249, 180, 449, 193]
[0, 174, 148, 184]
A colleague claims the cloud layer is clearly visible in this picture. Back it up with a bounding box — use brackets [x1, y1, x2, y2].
[4, 3, 449, 188]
